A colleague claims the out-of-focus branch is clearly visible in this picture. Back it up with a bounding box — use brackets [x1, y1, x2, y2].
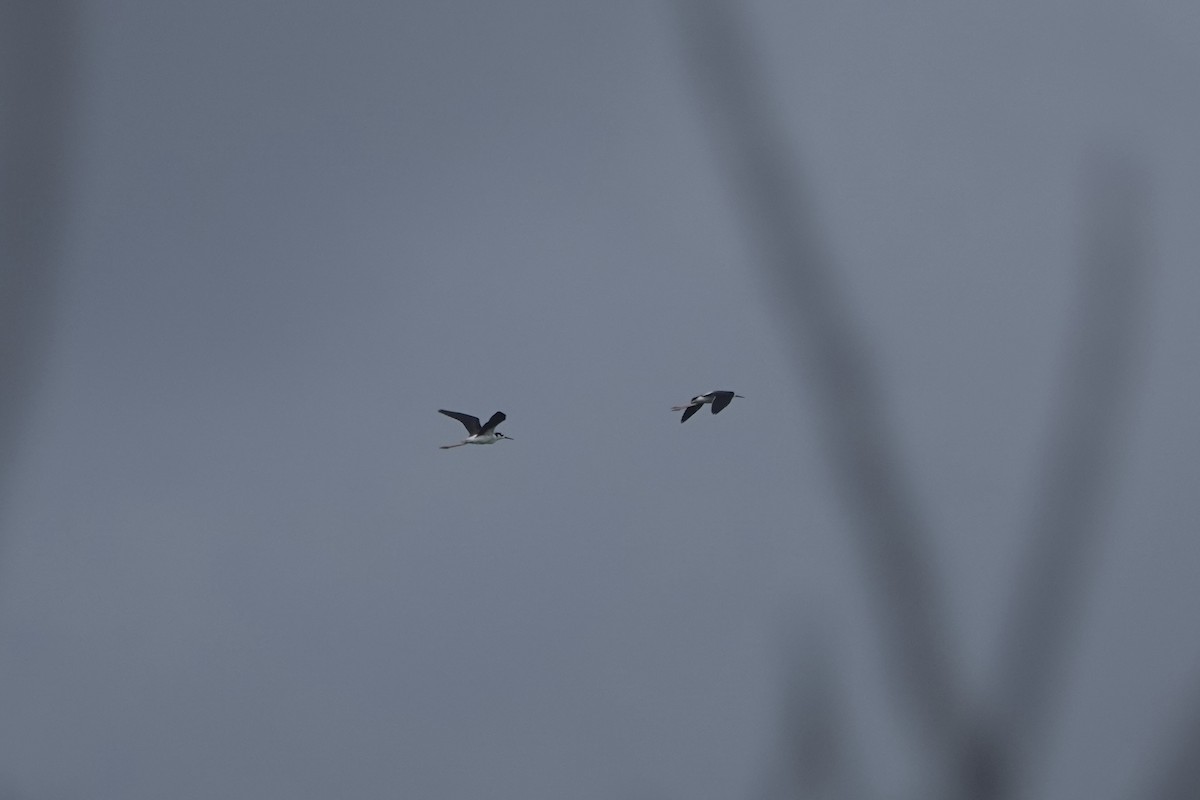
[755, 623, 860, 800]
[1136, 677, 1200, 800]
[0, 2, 76, 520]
[674, 0, 963, 749]
[992, 159, 1149, 777]
[674, 5, 1157, 799]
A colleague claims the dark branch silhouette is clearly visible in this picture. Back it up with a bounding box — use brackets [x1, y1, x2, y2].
[675, 0, 964, 753]
[0, 2, 77, 525]
[755, 623, 858, 800]
[1137, 677, 1200, 800]
[991, 158, 1149, 784]
[675, 4, 1155, 800]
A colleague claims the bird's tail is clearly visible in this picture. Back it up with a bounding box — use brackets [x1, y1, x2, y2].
[439, 442, 467, 449]
[671, 405, 690, 411]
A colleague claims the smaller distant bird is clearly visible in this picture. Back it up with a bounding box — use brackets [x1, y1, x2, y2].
[438, 409, 512, 449]
[672, 390, 744, 423]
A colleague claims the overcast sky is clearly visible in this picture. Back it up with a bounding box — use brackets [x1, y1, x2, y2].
[3, 2, 1200, 798]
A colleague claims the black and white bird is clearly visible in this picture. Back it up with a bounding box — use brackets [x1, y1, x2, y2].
[438, 409, 512, 449]
[672, 390, 744, 423]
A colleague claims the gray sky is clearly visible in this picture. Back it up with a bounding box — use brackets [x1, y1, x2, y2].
[3, 1, 1200, 798]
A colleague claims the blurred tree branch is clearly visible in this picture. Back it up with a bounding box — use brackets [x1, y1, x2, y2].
[991, 158, 1149, 788]
[675, 0, 965, 755]
[1137, 678, 1200, 800]
[0, 2, 76, 521]
[755, 623, 860, 800]
[675, 3, 1152, 799]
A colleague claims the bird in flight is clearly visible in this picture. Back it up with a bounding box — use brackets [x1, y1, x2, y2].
[438, 409, 512, 449]
[672, 390, 744, 423]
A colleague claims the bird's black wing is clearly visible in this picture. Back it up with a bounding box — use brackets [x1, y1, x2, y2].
[481, 411, 506, 432]
[711, 392, 733, 414]
[439, 409, 481, 434]
[680, 404, 702, 423]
